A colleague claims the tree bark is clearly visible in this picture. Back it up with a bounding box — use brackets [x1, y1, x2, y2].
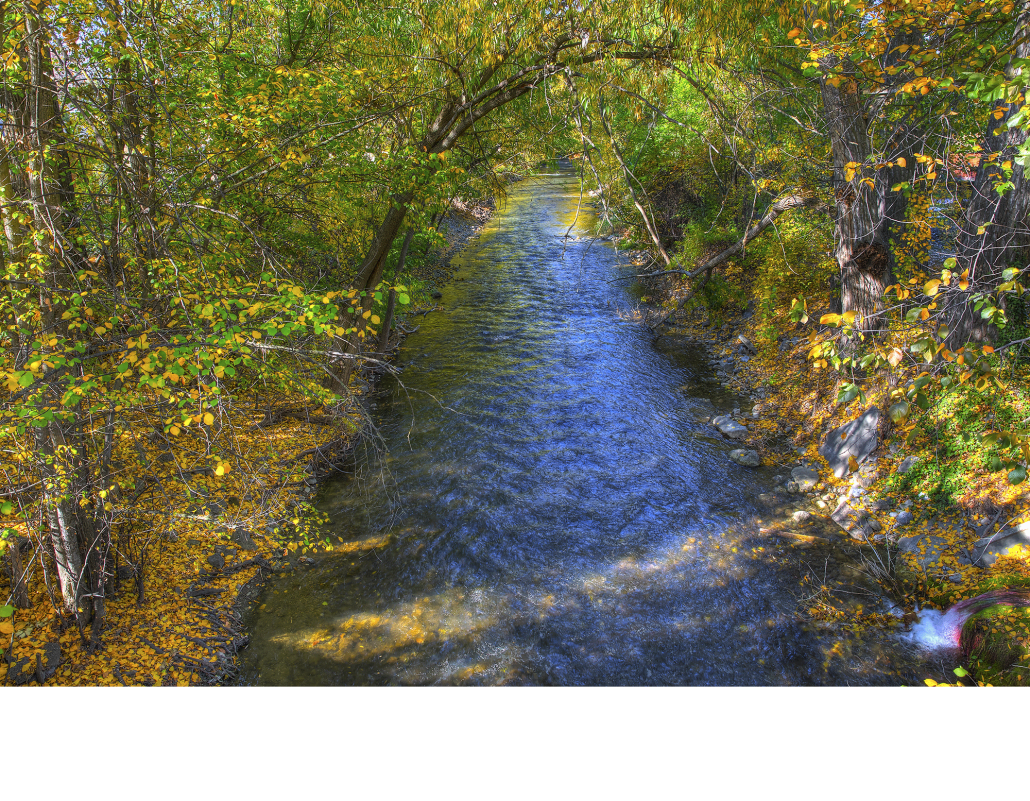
[820, 63, 892, 336]
[33, 424, 86, 620]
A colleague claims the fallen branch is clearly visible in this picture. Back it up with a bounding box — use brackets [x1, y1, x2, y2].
[654, 191, 822, 327]
[224, 556, 273, 575]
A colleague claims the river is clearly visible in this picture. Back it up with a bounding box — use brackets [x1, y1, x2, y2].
[239, 167, 940, 685]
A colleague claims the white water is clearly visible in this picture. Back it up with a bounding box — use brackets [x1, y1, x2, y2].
[903, 607, 962, 651]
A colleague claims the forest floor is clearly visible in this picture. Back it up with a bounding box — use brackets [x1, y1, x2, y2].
[0, 201, 495, 687]
[637, 255, 1030, 685]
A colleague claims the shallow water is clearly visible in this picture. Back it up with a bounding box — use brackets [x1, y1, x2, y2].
[239, 168, 940, 685]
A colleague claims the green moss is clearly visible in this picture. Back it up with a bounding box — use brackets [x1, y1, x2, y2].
[964, 604, 1030, 685]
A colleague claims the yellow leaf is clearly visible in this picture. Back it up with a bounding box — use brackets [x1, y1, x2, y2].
[924, 279, 941, 296]
[888, 348, 904, 367]
[787, 27, 802, 39]
[203, 412, 214, 426]
[983, 345, 995, 354]
[897, 157, 906, 168]
[820, 313, 841, 325]
[0, 621, 13, 635]
[924, 678, 938, 687]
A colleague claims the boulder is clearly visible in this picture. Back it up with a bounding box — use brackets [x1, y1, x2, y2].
[791, 466, 820, 491]
[898, 456, 920, 474]
[830, 500, 868, 538]
[712, 415, 748, 440]
[729, 448, 761, 467]
[969, 522, 1030, 567]
[791, 510, 812, 524]
[818, 406, 880, 478]
[897, 533, 950, 571]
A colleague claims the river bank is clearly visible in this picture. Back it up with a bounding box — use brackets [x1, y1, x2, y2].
[0, 198, 496, 687]
[632, 246, 1030, 684]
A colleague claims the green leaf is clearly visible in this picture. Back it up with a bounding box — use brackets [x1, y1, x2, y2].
[839, 383, 861, 403]
[888, 401, 910, 423]
[0, 605, 15, 618]
[1008, 465, 1027, 485]
[953, 666, 969, 677]
[17, 371, 34, 388]
[0, 501, 12, 515]
[398, 293, 410, 305]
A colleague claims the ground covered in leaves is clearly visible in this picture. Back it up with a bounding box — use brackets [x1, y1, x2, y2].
[1, 397, 362, 686]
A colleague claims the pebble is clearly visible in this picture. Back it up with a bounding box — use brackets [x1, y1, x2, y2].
[206, 553, 225, 570]
[896, 511, 914, 526]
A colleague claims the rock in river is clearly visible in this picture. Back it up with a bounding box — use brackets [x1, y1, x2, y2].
[818, 406, 880, 478]
[712, 414, 748, 440]
[790, 466, 820, 491]
[729, 448, 761, 467]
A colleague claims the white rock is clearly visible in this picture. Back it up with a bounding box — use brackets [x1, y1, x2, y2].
[712, 415, 748, 440]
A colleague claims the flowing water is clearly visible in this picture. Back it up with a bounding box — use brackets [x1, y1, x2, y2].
[239, 168, 941, 685]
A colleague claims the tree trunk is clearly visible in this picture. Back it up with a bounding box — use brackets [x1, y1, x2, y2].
[377, 229, 412, 353]
[6, 536, 31, 608]
[946, 8, 1030, 348]
[820, 64, 892, 337]
[34, 424, 86, 620]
